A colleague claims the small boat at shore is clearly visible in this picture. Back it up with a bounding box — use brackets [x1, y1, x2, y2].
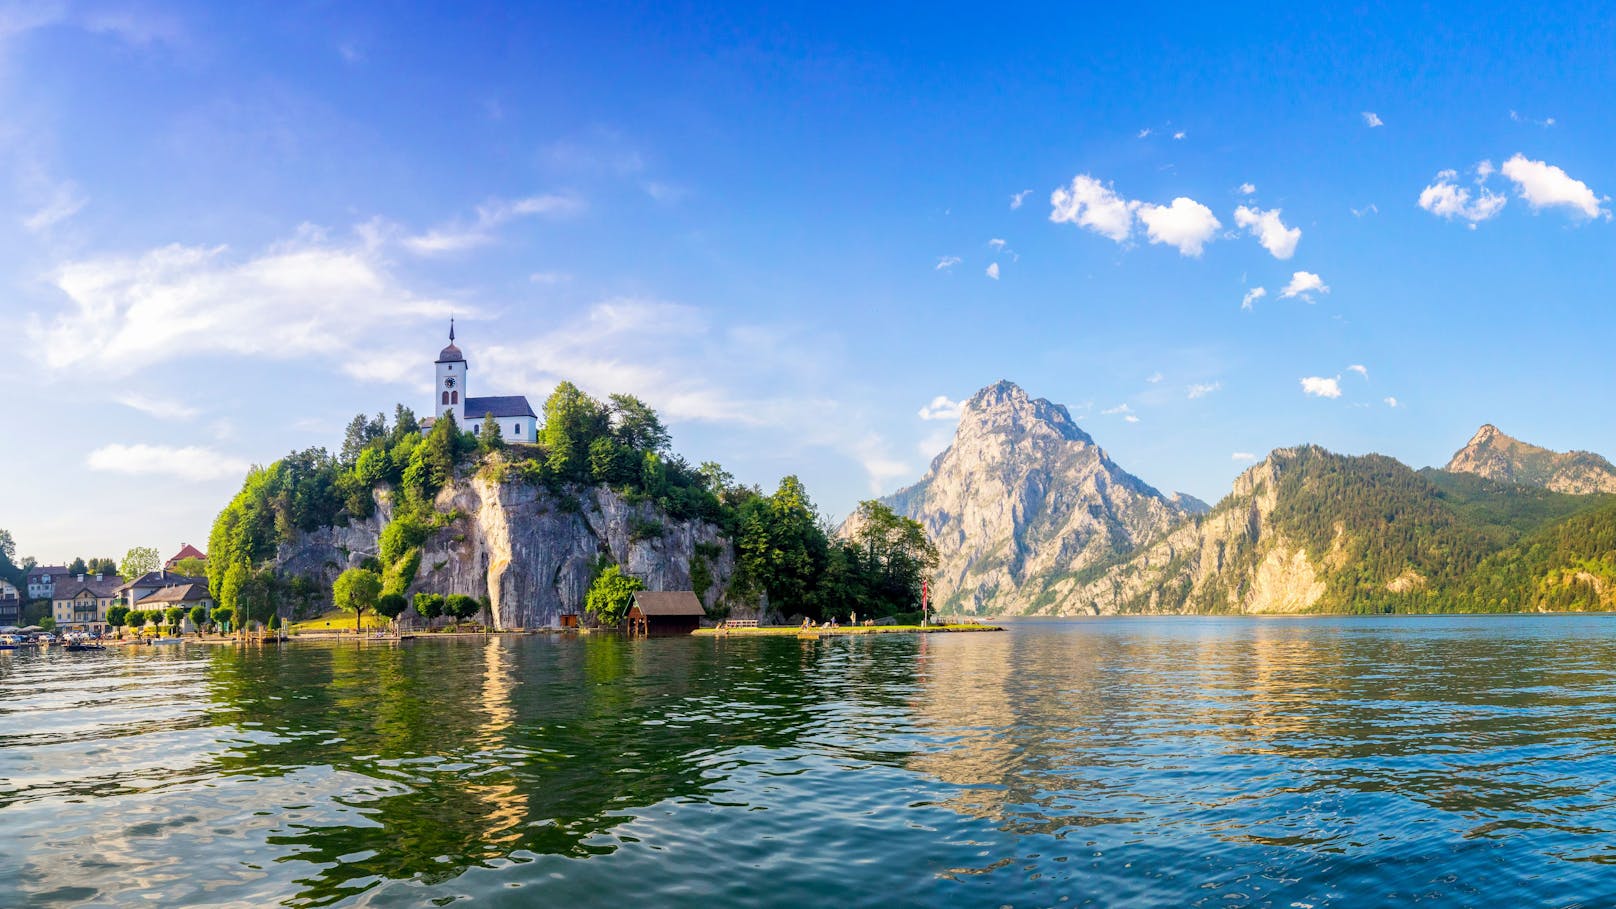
[151, 637, 184, 645]
[65, 642, 106, 652]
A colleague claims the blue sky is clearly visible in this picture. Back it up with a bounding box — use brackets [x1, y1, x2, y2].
[4, 2, 1615, 561]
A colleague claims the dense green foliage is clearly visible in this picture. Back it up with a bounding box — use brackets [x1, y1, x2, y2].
[119, 547, 160, 582]
[584, 565, 644, 627]
[333, 567, 382, 631]
[1466, 498, 1616, 612]
[189, 604, 210, 633]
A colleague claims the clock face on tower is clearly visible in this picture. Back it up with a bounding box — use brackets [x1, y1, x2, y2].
[444, 377, 456, 389]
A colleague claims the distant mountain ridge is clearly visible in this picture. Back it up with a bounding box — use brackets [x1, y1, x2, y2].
[875, 380, 1204, 614]
[1445, 424, 1616, 495]
[882, 382, 1616, 616]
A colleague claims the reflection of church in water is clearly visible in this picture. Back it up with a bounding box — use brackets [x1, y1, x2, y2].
[421, 320, 539, 441]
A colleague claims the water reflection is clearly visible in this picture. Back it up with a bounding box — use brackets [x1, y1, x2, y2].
[7, 618, 1616, 907]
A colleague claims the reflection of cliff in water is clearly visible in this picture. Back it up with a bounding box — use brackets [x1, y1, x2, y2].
[204, 636, 825, 905]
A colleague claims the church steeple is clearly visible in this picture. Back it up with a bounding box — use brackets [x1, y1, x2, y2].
[435, 321, 466, 426]
[449, 317, 455, 343]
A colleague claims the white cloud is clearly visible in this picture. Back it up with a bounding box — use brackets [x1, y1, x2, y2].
[1232, 451, 1257, 462]
[1279, 271, 1329, 300]
[1136, 197, 1221, 256]
[1238, 182, 1256, 195]
[1146, 371, 1164, 384]
[1347, 364, 1368, 378]
[1186, 382, 1221, 399]
[935, 256, 961, 271]
[1300, 376, 1343, 398]
[1049, 174, 1136, 242]
[1418, 167, 1507, 226]
[1101, 403, 1132, 415]
[529, 271, 571, 284]
[23, 181, 88, 233]
[1241, 286, 1267, 310]
[30, 225, 457, 377]
[1500, 153, 1608, 219]
[86, 444, 251, 482]
[1233, 205, 1302, 259]
[1172, 131, 1186, 140]
[1137, 128, 1152, 139]
[1124, 414, 1140, 423]
[1362, 111, 1384, 128]
[1010, 190, 1032, 209]
[988, 238, 1007, 250]
[918, 395, 963, 421]
[985, 262, 1000, 280]
[116, 394, 198, 421]
[1352, 203, 1379, 217]
[1384, 396, 1399, 408]
[403, 193, 584, 254]
[1510, 110, 1556, 127]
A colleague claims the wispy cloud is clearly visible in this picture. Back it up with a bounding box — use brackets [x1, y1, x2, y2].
[1101, 403, 1132, 415]
[985, 262, 1000, 280]
[1232, 451, 1257, 462]
[116, 394, 199, 421]
[1384, 396, 1399, 408]
[1010, 189, 1032, 209]
[1347, 364, 1368, 378]
[1186, 382, 1221, 399]
[1362, 111, 1384, 128]
[1241, 287, 1267, 310]
[404, 193, 584, 254]
[87, 444, 251, 482]
[1419, 165, 1507, 226]
[935, 255, 961, 271]
[1238, 182, 1256, 195]
[1509, 110, 1556, 127]
[22, 180, 88, 233]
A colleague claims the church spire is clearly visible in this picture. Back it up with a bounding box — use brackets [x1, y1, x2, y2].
[450, 316, 455, 343]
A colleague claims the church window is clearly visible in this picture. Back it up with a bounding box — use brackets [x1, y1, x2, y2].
[442, 391, 449, 405]
[513, 423, 520, 435]
[451, 391, 458, 404]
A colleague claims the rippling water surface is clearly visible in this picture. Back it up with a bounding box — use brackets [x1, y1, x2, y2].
[6, 616, 1616, 907]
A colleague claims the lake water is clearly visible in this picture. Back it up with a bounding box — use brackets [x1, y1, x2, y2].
[5, 616, 1616, 907]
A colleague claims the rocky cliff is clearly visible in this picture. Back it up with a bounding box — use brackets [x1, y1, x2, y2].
[878, 380, 1203, 614]
[275, 475, 753, 629]
[1445, 424, 1616, 495]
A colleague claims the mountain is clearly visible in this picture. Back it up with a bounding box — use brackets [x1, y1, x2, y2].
[1445, 424, 1616, 495]
[876, 380, 1204, 614]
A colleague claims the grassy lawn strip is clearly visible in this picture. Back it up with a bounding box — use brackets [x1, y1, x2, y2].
[289, 610, 393, 633]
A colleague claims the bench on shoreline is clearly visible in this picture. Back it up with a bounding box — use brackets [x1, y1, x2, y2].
[723, 618, 760, 629]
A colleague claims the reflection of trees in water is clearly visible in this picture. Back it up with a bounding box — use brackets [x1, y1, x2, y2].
[203, 635, 865, 906]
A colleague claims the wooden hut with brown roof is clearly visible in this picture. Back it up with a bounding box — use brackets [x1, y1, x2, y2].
[626, 591, 705, 635]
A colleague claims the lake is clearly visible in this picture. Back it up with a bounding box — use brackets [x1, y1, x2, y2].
[4, 616, 1616, 907]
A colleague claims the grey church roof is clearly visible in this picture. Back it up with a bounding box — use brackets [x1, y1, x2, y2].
[436, 343, 464, 362]
[465, 395, 536, 419]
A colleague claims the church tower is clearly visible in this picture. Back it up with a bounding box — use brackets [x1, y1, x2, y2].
[435, 318, 466, 427]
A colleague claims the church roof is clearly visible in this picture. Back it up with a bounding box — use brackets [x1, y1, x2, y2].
[437, 343, 464, 363]
[465, 395, 536, 419]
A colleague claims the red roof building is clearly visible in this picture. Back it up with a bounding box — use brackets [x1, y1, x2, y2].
[164, 544, 207, 569]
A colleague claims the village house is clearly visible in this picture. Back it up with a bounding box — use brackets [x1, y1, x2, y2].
[27, 565, 68, 601]
[51, 574, 122, 635]
[164, 544, 206, 571]
[420, 320, 539, 443]
[0, 580, 20, 628]
[117, 570, 207, 609]
[138, 583, 215, 632]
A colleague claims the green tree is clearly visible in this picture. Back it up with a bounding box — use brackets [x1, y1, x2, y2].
[164, 606, 185, 635]
[67, 557, 87, 575]
[541, 381, 611, 480]
[211, 606, 235, 632]
[106, 604, 130, 639]
[584, 565, 643, 627]
[188, 604, 210, 636]
[478, 412, 505, 453]
[404, 413, 463, 504]
[332, 567, 382, 632]
[0, 528, 13, 561]
[446, 593, 480, 628]
[735, 475, 828, 617]
[376, 592, 407, 626]
[172, 557, 209, 579]
[268, 614, 283, 636]
[609, 393, 670, 453]
[119, 546, 161, 582]
[125, 610, 147, 634]
[390, 404, 420, 443]
[39, 615, 55, 632]
[414, 592, 445, 625]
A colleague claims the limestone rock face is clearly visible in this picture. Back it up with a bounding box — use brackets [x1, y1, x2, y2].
[1050, 450, 1325, 615]
[275, 477, 755, 628]
[1445, 424, 1616, 495]
[877, 380, 1201, 614]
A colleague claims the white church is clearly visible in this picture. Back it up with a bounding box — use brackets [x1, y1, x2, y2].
[424, 320, 539, 442]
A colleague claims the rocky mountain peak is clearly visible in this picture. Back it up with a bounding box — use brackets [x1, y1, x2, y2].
[1446, 425, 1616, 495]
[959, 379, 1093, 445]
